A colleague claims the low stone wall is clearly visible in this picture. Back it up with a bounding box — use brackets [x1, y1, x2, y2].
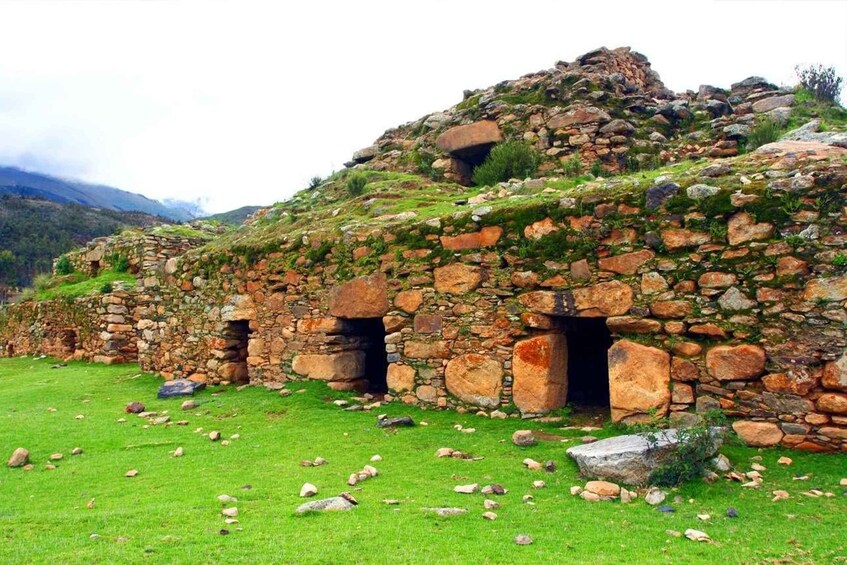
[0, 290, 139, 363]
[133, 147, 847, 452]
[55, 230, 213, 278]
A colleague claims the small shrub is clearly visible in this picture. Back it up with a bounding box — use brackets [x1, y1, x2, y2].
[795, 64, 844, 103]
[99, 281, 114, 294]
[33, 273, 54, 293]
[472, 141, 540, 186]
[646, 410, 728, 487]
[833, 253, 847, 269]
[346, 172, 368, 196]
[54, 255, 74, 276]
[747, 118, 782, 150]
[590, 160, 604, 177]
[561, 152, 584, 178]
[308, 176, 323, 190]
[110, 254, 130, 273]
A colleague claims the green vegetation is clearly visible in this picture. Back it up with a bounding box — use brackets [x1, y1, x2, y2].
[109, 253, 130, 274]
[646, 411, 728, 487]
[0, 358, 846, 563]
[54, 255, 74, 276]
[787, 88, 847, 131]
[33, 270, 136, 301]
[497, 88, 549, 106]
[795, 64, 843, 104]
[561, 152, 583, 177]
[746, 118, 782, 150]
[199, 206, 263, 226]
[0, 196, 161, 288]
[150, 224, 216, 240]
[346, 171, 369, 196]
[472, 141, 540, 186]
[308, 176, 323, 190]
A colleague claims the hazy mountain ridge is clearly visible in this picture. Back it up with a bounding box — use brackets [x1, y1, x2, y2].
[0, 166, 193, 221]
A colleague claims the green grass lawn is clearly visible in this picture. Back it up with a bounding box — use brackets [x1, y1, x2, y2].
[0, 358, 845, 564]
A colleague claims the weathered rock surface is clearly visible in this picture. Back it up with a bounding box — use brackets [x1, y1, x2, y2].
[329, 273, 389, 319]
[295, 496, 354, 515]
[433, 264, 484, 294]
[706, 345, 766, 381]
[435, 121, 502, 156]
[732, 420, 783, 447]
[608, 340, 670, 423]
[566, 429, 721, 485]
[157, 379, 205, 399]
[512, 334, 568, 413]
[445, 354, 503, 409]
[292, 352, 365, 382]
[7, 448, 29, 468]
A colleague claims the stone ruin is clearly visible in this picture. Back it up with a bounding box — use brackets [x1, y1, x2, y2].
[1, 47, 846, 452]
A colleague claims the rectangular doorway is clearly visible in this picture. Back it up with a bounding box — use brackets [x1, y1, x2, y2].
[345, 318, 388, 393]
[221, 320, 251, 384]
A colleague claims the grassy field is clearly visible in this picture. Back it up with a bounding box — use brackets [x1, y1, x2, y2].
[0, 358, 845, 564]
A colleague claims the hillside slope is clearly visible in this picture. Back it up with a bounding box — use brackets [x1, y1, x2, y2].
[0, 166, 192, 221]
[0, 196, 170, 288]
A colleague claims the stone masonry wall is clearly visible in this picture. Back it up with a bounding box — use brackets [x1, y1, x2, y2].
[0, 290, 139, 364]
[1, 230, 214, 363]
[135, 144, 847, 452]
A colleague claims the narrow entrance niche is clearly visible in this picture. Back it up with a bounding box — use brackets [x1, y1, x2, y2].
[559, 317, 612, 408]
[345, 318, 388, 393]
[90, 260, 100, 276]
[221, 320, 251, 384]
[61, 329, 77, 357]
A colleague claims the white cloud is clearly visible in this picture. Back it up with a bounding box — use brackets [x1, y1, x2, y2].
[0, 0, 845, 213]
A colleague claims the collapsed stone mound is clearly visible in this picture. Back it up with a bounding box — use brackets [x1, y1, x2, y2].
[350, 45, 798, 184]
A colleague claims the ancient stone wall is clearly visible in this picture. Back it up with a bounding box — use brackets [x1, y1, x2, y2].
[55, 229, 215, 278]
[1, 228, 216, 363]
[0, 290, 139, 364]
[132, 145, 847, 452]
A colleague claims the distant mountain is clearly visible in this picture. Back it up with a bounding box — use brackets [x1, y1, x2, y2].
[0, 166, 193, 221]
[161, 197, 207, 220]
[200, 206, 263, 226]
[0, 195, 170, 289]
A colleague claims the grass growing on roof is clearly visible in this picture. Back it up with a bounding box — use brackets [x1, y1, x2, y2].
[33, 270, 137, 301]
[1, 358, 846, 563]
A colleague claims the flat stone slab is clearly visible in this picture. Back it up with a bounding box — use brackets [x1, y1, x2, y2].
[295, 496, 354, 515]
[157, 379, 206, 399]
[376, 416, 415, 428]
[566, 428, 722, 486]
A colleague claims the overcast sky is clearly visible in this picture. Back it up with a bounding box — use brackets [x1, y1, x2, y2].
[0, 0, 845, 214]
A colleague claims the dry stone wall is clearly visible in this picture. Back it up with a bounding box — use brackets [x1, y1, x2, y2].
[132, 144, 847, 452]
[1, 230, 214, 363]
[0, 291, 138, 364]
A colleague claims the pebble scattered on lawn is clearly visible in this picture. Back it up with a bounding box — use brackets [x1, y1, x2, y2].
[684, 529, 712, 543]
[300, 483, 318, 498]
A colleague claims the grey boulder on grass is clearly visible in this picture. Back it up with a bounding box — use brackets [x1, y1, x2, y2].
[566, 428, 722, 486]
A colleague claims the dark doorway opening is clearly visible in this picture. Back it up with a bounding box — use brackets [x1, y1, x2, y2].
[61, 329, 77, 356]
[561, 317, 612, 407]
[346, 318, 388, 393]
[222, 320, 251, 384]
[90, 260, 100, 275]
[450, 145, 495, 185]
